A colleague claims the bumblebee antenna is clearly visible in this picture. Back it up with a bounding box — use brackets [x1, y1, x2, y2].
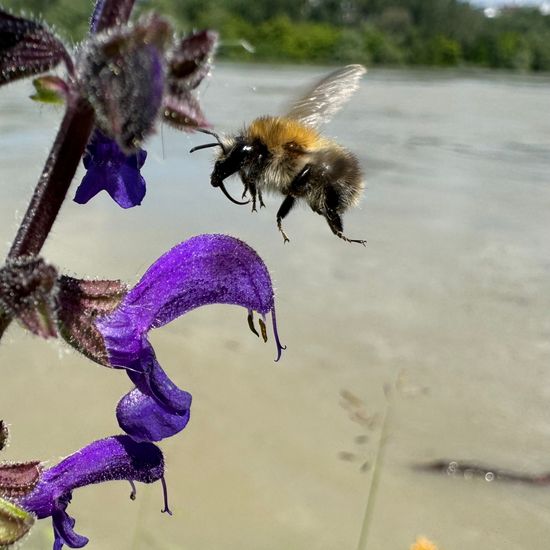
[218, 182, 250, 205]
[195, 128, 227, 154]
[189, 142, 222, 153]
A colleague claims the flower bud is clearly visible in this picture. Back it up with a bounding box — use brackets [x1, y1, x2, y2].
[80, 13, 172, 152]
[0, 257, 58, 338]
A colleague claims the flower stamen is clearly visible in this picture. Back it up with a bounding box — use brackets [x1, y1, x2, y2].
[247, 310, 260, 338]
[258, 317, 268, 343]
[128, 480, 137, 501]
[271, 309, 286, 363]
[160, 476, 172, 516]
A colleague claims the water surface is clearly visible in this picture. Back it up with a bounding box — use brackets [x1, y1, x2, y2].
[1, 65, 550, 549]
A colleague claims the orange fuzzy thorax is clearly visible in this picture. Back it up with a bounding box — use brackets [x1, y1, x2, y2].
[245, 116, 326, 152]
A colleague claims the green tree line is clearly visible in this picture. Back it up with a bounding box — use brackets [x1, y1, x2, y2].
[3, 0, 550, 70]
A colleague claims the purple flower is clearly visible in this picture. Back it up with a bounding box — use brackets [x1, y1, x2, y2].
[2, 6, 216, 210]
[96, 234, 284, 442]
[73, 15, 216, 209]
[73, 130, 147, 208]
[74, 11, 171, 209]
[17, 436, 167, 549]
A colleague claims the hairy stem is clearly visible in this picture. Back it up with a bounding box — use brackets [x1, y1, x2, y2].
[0, 0, 137, 342]
[8, 98, 95, 259]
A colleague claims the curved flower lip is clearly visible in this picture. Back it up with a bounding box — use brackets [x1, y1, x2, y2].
[17, 435, 166, 549]
[96, 234, 284, 441]
[97, 234, 285, 367]
[74, 129, 147, 209]
[116, 384, 191, 442]
[18, 436, 164, 518]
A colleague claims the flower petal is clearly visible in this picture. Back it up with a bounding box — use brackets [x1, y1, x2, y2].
[97, 234, 282, 369]
[123, 341, 191, 414]
[18, 436, 164, 520]
[52, 504, 88, 549]
[116, 341, 192, 441]
[96, 234, 283, 441]
[74, 129, 147, 209]
[117, 385, 191, 442]
[80, 14, 171, 152]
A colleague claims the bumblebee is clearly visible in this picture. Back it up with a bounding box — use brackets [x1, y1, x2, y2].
[191, 65, 367, 244]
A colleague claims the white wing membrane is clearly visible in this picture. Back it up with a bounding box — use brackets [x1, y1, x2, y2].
[285, 64, 366, 128]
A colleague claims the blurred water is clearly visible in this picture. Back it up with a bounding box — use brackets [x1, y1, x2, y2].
[1, 65, 550, 549]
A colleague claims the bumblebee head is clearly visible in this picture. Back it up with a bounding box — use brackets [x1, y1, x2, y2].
[209, 137, 270, 205]
[190, 129, 252, 205]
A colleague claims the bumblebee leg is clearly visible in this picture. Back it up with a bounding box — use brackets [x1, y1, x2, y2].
[274, 164, 309, 242]
[241, 175, 258, 212]
[276, 195, 295, 244]
[250, 189, 258, 212]
[324, 187, 366, 246]
[324, 209, 366, 246]
[258, 188, 266, 208]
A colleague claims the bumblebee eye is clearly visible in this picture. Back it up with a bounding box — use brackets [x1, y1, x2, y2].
[284, 141, 306, 154]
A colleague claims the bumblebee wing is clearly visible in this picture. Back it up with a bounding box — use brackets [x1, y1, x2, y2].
[284, 64, 366, 129]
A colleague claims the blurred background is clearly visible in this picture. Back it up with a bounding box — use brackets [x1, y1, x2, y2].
[1, 1, 550, 549]
[2, 0, 550, 70]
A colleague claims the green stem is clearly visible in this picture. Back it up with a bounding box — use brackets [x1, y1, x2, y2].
[355, 389, 394, 550]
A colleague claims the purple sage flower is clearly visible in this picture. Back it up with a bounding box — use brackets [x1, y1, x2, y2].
[17, 436, 167, 549]
[74, 13, 216, 209]
[73, 130, 147, 208]
[96, 234, 284, 442]
[74, 10, 164, 208]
